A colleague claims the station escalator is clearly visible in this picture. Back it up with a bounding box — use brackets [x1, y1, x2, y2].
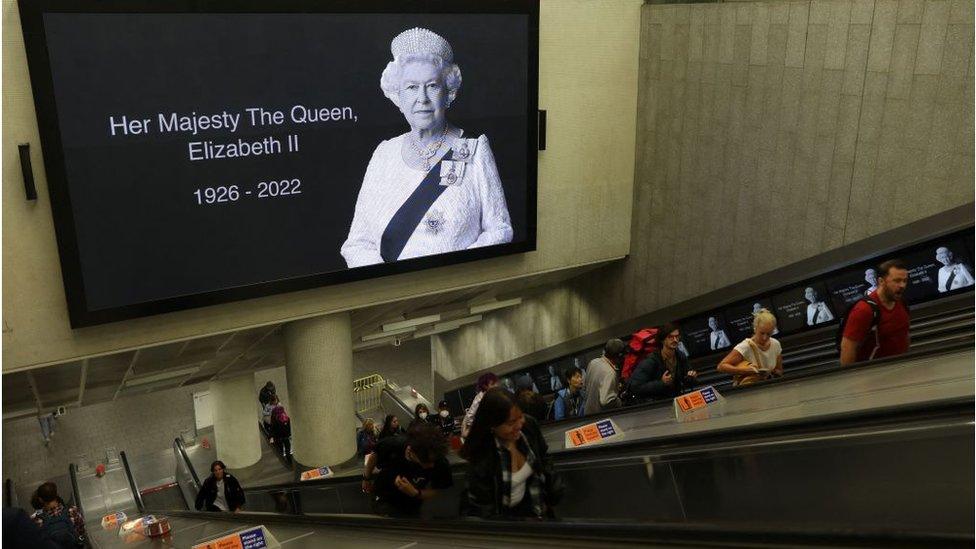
[77, 295, 974, 547]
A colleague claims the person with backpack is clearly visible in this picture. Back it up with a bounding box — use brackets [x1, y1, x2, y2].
[717, 309, 783, 385]
[620, 327, 660, 383]
[552, 366, 585, 420]
[269, 395, 292, 459]
[627, 323, 698, 402]
[583, 339, 627, 414]
[32, 482, 85, 548]
[840, 259, 911, 365]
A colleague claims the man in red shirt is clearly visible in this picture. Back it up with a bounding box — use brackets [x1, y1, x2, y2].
[840, 259, 910, 365]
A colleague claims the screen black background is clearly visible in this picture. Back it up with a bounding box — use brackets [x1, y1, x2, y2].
[42, 13, 530, 311]
[723, 297, 775, 343]
[901, 237, 974, 301]
[825, 265, 875, 313]
[772, 283, 832, 333]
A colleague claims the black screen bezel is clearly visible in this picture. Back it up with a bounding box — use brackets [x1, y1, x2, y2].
[18, 0, 540, 328]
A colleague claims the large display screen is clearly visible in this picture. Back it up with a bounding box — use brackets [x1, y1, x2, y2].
[20, 0, 538, 327]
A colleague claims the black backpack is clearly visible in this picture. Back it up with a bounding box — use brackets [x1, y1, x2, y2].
[835, 298, 880, 353]
[40, 510, 81, 548]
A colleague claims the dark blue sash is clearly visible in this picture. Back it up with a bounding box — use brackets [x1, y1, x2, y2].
[380, 149, 454, 263]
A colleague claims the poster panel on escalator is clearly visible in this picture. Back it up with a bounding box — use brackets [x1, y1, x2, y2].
[900, 237, 975, 300]
[771, 281, 835, 334]
[824, 263, 878, 314]
[681, 311, 732, 357]
[681, 312, 732, 357]
[722, 297, 777, 342]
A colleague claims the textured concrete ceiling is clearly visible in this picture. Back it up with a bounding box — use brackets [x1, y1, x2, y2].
[2, 262, 607, 417]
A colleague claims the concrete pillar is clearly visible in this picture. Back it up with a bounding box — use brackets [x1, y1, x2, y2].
[211, 374, 262, 470]
[284, 312, 356, 466]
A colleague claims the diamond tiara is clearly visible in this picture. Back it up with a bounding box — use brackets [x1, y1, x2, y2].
[390, 27, 453, 64]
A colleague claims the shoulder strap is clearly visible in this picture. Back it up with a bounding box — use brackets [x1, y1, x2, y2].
[746, 339, 765, 371]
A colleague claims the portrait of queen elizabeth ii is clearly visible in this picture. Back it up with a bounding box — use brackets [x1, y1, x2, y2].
[340, 27, 514, 268]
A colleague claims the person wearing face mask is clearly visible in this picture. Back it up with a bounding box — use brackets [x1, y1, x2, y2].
[717, 309, 783, 385]
[461, 388, 562, 519]
[435, 400, 456, 437]
[627, 323, 698, 402]
[410, 403, 432, 429]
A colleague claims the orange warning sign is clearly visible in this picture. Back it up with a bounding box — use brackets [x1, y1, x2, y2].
[199, 538, 244, 549]
[568, 424, 601, 447]
[676, 391, 707, 412]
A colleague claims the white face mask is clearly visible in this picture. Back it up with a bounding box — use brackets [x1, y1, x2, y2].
[439, 410, 449, 418]
[419, 412, 428, 420]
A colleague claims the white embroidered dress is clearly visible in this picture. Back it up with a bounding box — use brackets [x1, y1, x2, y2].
[341, 133, 513, 268]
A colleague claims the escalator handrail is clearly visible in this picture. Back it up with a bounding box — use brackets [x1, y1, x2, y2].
[174, 437, 202, 488]
[68, 463, 84, 517]
[149, 508, 974, 547]
[381, 386, 420, 418]
[119, 451, 146, 513]
[238, 333, 975, 495]
[536, 334, 975, 430]
[240, 386, 974, 493]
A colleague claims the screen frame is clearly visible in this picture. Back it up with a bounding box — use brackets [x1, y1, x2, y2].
[18, 0, 539, 328]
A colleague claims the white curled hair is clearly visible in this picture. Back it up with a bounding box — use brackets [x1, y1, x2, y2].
[380, 53, 462, 109]
[752, 308, 778, 332]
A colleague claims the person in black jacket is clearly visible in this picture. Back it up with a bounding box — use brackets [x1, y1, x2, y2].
[194, 461, 245, 512]
[378, 414, 405, 440]
[361, 423, 452, 517]
[628, 323, 698, 402]
[460, 388, 562, 519]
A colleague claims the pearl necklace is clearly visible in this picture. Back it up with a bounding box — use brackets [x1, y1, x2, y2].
[408, 127, 449, 171]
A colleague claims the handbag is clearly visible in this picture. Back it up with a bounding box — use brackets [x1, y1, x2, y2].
[732, 339, 769, 387]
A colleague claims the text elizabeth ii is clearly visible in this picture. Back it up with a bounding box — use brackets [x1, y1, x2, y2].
[188, 134, 299, 161]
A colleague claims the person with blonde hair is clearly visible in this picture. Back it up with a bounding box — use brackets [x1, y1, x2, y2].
[717, 308, 783, 385]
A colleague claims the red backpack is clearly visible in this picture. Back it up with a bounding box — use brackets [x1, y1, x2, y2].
[621, 327, 660, 381]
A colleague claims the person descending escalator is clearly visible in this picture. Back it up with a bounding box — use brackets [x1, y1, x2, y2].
[258, 381, 276, 438]
[377, 414, 405, 440]
[195, 461, 245, 513]
[362, 423, 452, 517]
[409, 403, 432, 430]
[460, 388, 563, 519]
[435, 400, 457, 437]
[268, 395, 293, 462]
[32, 482, 86, 548]
[357, 418, 378, 458]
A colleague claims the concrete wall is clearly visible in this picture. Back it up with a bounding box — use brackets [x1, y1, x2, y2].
[2, 382, 204, 501]
[2, 0, 641, 372]
[432, 0, 975, 381]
